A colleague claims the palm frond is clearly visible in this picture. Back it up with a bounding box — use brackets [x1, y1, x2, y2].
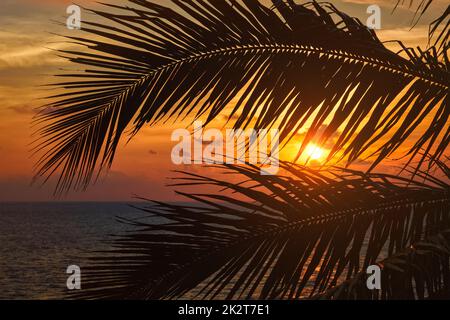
[34, 0, 449, 193]
[314, 229, 450, 299]
[394, 0, 449, 55]
[73, 160, 450, 299]
[394, 0, 434, 23]
[429, 5, 449, 56]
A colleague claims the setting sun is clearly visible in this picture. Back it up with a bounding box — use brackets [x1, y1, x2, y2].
[0, 0, 448, 302]
[304, 143, 326, 162]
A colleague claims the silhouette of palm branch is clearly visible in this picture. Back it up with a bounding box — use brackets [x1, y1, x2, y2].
[73, 159, 450, 299]
[394, 0, 449, 55]
[429, 6, 449, 54]
[316, 228, 450, 299]
[395, 0, 446, 25]
[34, 0, 449, 193]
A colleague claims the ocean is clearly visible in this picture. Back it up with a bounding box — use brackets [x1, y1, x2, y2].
[0, 202, 376, 300]
[0, 202, 143, 300]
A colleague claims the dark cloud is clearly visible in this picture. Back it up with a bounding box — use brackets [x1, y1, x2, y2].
[220, 113, 240, 123]
[0, 171, 169, 202]
[194, 136, 224, 147]
[8, 104, 35, 114]
[295, 124, 342, 149]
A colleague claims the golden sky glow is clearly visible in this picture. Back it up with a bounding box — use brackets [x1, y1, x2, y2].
[0, 0, 447, 201]
[303, 144, 326, 163]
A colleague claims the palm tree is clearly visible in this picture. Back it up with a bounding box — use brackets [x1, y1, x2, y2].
[75, 159, 450, 299]
[394, 0, 449, 54]
[32, 0, 449, 299]
[33, 0, 448, 193]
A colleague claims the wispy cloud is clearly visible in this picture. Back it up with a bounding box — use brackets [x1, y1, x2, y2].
[7, 104, 36, 115]
[0, 31, 70, 69]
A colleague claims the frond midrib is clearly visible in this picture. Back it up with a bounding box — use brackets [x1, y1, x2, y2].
[141, 193, 450, 299]
[147, 44, 449, 89]
[58, 43, 448, 150]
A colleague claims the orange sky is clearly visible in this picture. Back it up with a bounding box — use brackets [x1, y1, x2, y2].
[0, 0, 447, 201]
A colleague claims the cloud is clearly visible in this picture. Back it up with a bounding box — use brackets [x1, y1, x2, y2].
[295, 125, 342, 150]
[7, 104, 35, 114]
[0, 170, 172, 202]
[0, 34, 69, 70]
[220, 113, 240, 123]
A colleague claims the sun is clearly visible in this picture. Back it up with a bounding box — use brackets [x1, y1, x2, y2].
[304, 143, 325, 161]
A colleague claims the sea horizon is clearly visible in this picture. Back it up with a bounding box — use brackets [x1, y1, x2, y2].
[0, 202, 155, 299]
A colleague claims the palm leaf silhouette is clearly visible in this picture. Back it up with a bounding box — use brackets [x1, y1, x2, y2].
[394, 0, 432, 20]
[74, 160, 450, 299]
[395, 0, 448, 28]
[34, 0, 449, 193]
[72, 160, 450, 300]
[316, 228, 450, 299]
[429, 5, 449, 55]
[394, 0, 449, 55]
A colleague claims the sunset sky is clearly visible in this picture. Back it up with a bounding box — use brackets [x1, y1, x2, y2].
[0, 0, 447, 201]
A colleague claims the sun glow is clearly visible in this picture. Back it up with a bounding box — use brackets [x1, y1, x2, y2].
[304, 143, 326, 162]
